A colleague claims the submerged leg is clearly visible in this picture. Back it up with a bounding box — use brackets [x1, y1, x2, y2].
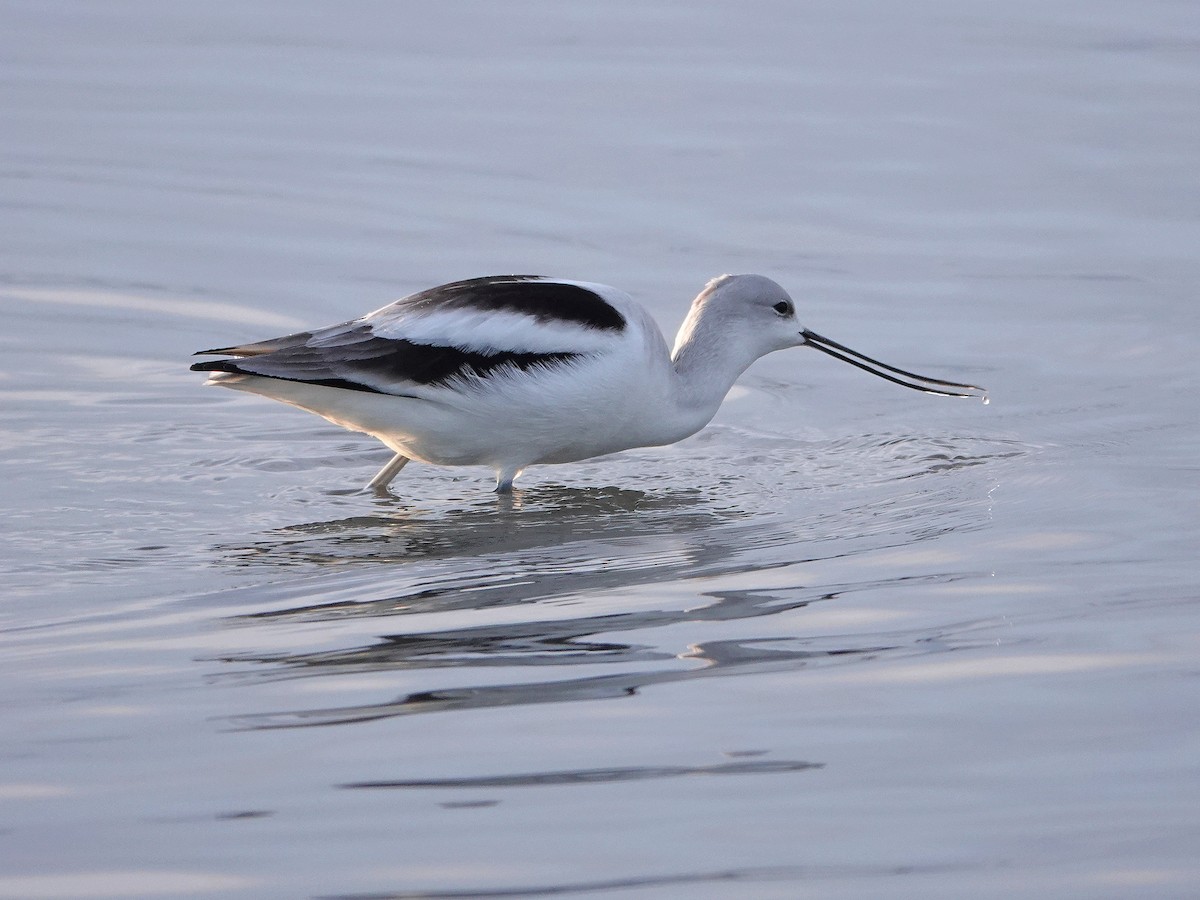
[494, 467, 521, 494]
[366, 452, 410, 491]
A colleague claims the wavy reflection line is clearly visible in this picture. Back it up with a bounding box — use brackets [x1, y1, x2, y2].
[213, 574, 967, 683]
[223, 635, 902, 730]
[220, 610, 1008, 731]
[342, 759, 822, 790]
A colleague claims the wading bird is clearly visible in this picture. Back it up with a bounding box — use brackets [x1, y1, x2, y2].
[192, 274, 986, 492]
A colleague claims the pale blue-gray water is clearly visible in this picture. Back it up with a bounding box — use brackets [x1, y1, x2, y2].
[1, 1, 1198, 897]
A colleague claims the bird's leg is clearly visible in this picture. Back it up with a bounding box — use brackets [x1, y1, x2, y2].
[494, 467, 520, 494]
[366, 452, 410, 492]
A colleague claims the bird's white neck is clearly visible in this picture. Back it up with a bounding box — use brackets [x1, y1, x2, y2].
[665, 311, 760, 436]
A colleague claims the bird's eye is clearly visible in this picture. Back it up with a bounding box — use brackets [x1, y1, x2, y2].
[773, 300, 793, 316]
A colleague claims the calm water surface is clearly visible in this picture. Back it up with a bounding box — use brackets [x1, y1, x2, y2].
[2, 1, 1198, 897]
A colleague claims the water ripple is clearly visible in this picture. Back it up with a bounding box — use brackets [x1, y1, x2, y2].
[342, 759, 822, 790]
[319, 861, 984, 900]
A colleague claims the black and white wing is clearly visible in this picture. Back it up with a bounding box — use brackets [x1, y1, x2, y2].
[190, 276, 629, 395]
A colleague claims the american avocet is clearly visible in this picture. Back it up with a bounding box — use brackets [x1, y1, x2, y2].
[192, 274, 986, 493]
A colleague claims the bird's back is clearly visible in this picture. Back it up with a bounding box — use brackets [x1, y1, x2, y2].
[192, 276, 677, 469]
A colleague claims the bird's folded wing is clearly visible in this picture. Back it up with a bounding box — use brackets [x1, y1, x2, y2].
[191, 276, 627, 395]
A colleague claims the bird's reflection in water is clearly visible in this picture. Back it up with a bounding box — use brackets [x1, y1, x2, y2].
[207, 453, 1007, 731]
[208, 482, 798, 630]
[220, 578, 995, 730]
[215, 483, 735, 570]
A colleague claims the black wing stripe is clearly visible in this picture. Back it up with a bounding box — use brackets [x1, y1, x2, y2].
[190, 333, 582, 395]
[401, 276, 626, 332]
